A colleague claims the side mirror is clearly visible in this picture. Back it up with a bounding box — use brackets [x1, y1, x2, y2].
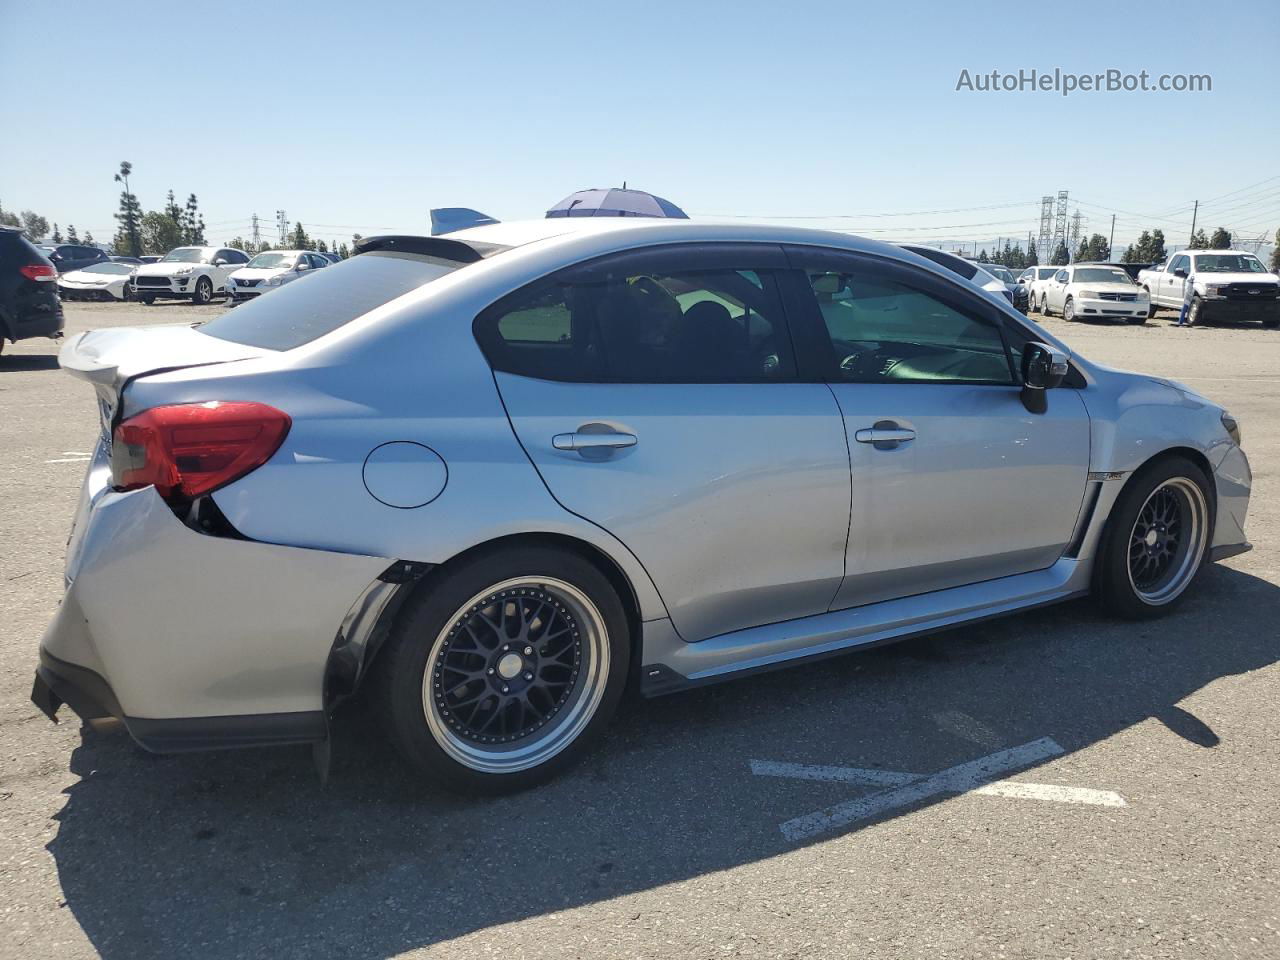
[1020, 341, 1069, 414]
[297, 262, 310, 271]
[1173, 267, 1188, 278]
[213, 258, 228, 266]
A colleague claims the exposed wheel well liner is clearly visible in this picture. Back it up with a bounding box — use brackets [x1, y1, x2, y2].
[363, 533, 643, 685]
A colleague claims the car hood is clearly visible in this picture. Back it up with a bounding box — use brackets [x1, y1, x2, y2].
[230, 266, 291, 280]
[1197, 271, 1280, 284]
[135, 261, 208, 276]
[1078, 282, 1143, 294]
[59, 270, 117, 284]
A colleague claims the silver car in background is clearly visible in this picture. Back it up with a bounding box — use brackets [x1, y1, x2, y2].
[33, 219, 1252, 793]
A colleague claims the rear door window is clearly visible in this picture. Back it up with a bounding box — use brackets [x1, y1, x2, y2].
[199, 251, 465, 350]
[477, 247, 797, 383]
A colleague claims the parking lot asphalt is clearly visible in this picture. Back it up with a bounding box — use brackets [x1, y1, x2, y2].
[1, 301, 1277, 959]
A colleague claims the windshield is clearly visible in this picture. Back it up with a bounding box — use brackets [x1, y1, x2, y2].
[1193, 254, 1266, 273]
[81, 262, 134, 275]
[199, 251, 468, 350]
[1038, 268, 1055, 279]
[1073, 267, 1132, 285]
[162, 248, 208, 263]
[247, 252, 297, 269]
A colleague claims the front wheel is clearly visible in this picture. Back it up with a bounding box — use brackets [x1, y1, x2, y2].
[1094, 456, 1214, 620]
[191, 276, 213, 306]
[373, 545, 630, 794]
[1063, 296, 1076, 321]
[1185, 296, 1202, 327]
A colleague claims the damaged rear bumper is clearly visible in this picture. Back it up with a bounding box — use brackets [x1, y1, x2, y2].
[34, 470, 391, 753]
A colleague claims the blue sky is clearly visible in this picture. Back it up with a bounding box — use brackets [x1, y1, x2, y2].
[2, 0, 1276, 254]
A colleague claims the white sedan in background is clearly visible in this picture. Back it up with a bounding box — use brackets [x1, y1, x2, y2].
[1037, 264, 1151, 324]
[226, 250, 330, 302]
[56, 261, 137, 301]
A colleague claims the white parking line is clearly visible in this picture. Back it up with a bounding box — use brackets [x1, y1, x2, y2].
[45, 457, 91, 463]
[752, 737, 1125, 842]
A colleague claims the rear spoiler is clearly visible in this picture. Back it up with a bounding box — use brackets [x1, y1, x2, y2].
[353, 235, 508, 263]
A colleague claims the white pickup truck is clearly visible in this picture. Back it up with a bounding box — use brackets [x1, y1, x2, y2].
[1137, 250, 1280, 326]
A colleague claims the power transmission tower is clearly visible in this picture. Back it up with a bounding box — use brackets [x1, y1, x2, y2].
[250, 214, 261, 251]
[1037, 196, 1054, 262]
[1068, 209, 1085, 261]
[1051, 190, 1069, 259]
[276, 210, 289, 245]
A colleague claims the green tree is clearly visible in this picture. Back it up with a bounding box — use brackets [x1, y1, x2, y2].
[290, 221, 312, 249]
[83, 230, 95, 245]
[0, 199, 19, 228]
[1271, 229, 1280, 272]
[337, 242, 350, 259]
[113, 161, 143, 257]
[1025, 244, 1038, 267]
[1187, 228, 1210, 250]
[1075, 233, 1110, 262]
[21, 210, 50, 240]
[1149, 229, 1167, 261]
[1050, 241, 1070, 266]
[141, 209, 184, 256]
[977, 248, 989, 262]
[67, 224, 80, 243]
[51, 223, 63, 243]
[316, 239, 329, 253]
[1209, 227, 1232, 249]
[182, 193, 206, 245]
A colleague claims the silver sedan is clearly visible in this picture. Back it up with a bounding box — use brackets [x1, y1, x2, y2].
[33, 219, 1252, 792]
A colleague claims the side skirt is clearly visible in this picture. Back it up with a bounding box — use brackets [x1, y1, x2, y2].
[641, 557, 1092, 696]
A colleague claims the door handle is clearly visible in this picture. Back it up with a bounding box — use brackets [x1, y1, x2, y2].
[552, 431, 638, 452]
[854, 423, 916, 448]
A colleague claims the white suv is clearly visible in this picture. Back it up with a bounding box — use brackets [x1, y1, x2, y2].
[130, 246, 251, 305]
[226, 250, 330, 302]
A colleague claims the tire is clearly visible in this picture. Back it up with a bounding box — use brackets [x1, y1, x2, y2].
[1263, 317, 1279, 329]
[1185, 296, 1201, 327]
[191, 276, 213, 306]
[1127, 316, 1147, 325]
[373, 545, 630, 794]
[139, 294, 155, 305]
[1093, 455, 1214, 620]
[1143, 290, 1156, 318]
[1039, 294, 1050, 316]
[1063, 296, 1076, 322]
[120, 285, 133, 302]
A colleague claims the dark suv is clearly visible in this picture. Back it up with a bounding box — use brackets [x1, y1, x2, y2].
[39, 243, 109, 274]
[1, 228, 65, 354]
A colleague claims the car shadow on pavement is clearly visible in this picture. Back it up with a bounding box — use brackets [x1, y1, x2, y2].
[0, 354, 60, 372]
[46, 564, 1280, 959]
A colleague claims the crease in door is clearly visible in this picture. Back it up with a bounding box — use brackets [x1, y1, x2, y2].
[485, 369, 680, 633]
[823, 382, 855, 612]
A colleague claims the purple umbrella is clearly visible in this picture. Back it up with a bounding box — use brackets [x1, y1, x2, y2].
[546, 187, 688, 219]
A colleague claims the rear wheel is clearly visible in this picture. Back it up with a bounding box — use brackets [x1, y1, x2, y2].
[373, 545, 630, 794]
[1094, 456, 1213, 620]
[1039, 294, 1050, 316]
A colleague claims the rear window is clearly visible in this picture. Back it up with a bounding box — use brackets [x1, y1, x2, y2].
[198, 251, 464, 350]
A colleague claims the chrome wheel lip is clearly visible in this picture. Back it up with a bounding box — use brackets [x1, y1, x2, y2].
[1127, 477, 1209, 606]
[421, 576, 610, 775]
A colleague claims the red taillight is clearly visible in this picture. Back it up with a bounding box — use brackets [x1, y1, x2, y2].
[19, 264, 57, 281]
[111, 402, 291, 501]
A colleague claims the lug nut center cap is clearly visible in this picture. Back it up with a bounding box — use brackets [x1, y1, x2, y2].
[497, 653, 524, 680]
[1145, 529, 1159, 547]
